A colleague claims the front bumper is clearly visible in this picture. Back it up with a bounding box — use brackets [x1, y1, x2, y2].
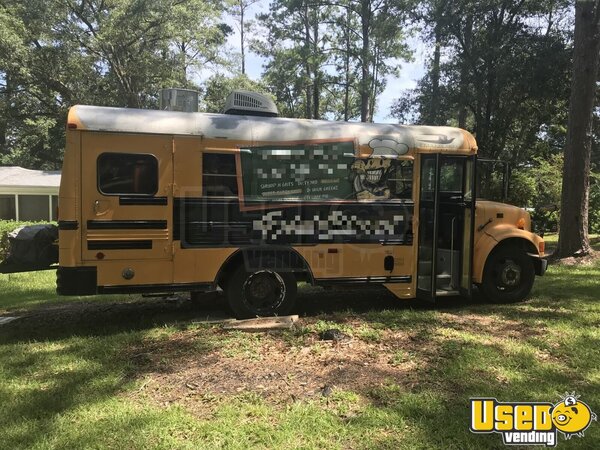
[532, 257, 548, 276]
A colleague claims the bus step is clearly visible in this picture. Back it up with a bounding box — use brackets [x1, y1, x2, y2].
[435, 289, 460, 297]
[435, 273, 452, 289]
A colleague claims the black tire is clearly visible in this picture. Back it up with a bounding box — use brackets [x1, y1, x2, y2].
[480, 245, 535, 303]
[225, 263, 297, 319]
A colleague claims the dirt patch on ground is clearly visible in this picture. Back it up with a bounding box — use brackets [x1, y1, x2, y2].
[124, 308, 547, 415]
[126, 325, 428, 415]
[437, 312, 546, 339]
[553, 249, 600, 267]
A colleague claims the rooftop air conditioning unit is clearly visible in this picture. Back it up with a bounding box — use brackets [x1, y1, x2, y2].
[159, 88, 199, 112]
[223, 90, 279, 117]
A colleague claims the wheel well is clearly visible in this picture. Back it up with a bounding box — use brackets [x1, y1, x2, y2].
[475, 237, 540, 284]
[214, 247, 315, 289]
[491, 237, 538, 257]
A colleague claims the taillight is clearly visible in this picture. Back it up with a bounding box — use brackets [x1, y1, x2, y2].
[539, 241, 545, 256]
[516, 218, 526, 230]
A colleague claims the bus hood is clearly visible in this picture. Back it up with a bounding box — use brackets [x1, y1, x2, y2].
[476, 200, 532, 232]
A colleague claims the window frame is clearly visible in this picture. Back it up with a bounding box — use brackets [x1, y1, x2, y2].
[96, 152, 159, 197]
[201, 152, 239, 198]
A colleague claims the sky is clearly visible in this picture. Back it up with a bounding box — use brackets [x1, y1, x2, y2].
[202, 1, 427, 124]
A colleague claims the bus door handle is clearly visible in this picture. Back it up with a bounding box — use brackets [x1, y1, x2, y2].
[93, 200, 110, 216]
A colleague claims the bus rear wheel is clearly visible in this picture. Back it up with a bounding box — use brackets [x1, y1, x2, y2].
[480, 245, 535, 303]
[226, 264, 297, 319]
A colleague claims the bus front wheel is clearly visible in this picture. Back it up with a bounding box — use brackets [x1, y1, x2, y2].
[480, 245, 535, 303]
[226, 264, 297, 319]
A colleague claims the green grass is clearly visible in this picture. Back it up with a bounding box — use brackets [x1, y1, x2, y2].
[0, 270, 137, 312]
[0, 239, 599, 449]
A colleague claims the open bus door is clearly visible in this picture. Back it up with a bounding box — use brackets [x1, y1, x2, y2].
[417, 154, 476, 301]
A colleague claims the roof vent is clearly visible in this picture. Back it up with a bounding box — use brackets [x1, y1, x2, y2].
[223, 90, 278, 117]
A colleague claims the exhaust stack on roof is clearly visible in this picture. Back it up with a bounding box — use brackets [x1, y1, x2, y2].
[159, 88, 199, 112]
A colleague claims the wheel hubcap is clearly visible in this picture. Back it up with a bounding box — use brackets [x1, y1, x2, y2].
[495, 259, 522, 291]
[242, 270, 286, 314]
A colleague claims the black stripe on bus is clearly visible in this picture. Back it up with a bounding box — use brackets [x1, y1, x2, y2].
[173, 197, 414, 247]
[98, 282, 212, 295]
[87, 240, 153, 250]
[119, 196, 168, 206]
[58, 220, 79, 230]
[316, 276, 412, 285]
[87, 220, 167, 230]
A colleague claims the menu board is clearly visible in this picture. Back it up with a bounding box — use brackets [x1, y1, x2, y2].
[240, 142, 356, 202]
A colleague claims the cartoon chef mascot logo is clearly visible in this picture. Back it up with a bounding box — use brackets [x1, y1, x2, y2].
[351, 137, 409, 200]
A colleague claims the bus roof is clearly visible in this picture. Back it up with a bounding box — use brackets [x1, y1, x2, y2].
[67, 105, 478, 156]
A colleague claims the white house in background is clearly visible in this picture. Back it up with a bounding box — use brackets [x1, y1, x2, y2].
[0, 166, 61, 221]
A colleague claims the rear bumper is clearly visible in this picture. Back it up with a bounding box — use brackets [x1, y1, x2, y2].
[57, 266, 212, 296]
[532, 257, 548, 276]
[56, 266, 98, 295]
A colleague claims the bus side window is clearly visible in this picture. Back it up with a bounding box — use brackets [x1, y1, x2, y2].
[202, 153, 238, 197]
[97, 153, 158, 196]
[388, 160, 413, 200]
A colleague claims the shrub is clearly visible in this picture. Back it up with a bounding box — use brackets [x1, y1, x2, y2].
[509, 155, 563, 234]
[509, 155, 600, 234]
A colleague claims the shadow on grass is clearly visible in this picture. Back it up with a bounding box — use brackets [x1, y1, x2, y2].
[0, 294, 230, 343]
[0, 297, 226, 449]
[0, 282, 568, 345]
[349, 332, 599, 449]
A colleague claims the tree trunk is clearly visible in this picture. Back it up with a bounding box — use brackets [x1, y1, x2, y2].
[179, 42, 188, 84]
[241, 2, 246, 75]
[0, 73, 9, 153]
[458, 15, 472, 129]
[368, 48, 379, 122]
[343, 10, 351, 121]
[557, 0, 600, 257]
[429, 21, 442, 124]
[312, 18, 320, 119]
[303, 1, 313, 119]
[360, 0, 371, 122]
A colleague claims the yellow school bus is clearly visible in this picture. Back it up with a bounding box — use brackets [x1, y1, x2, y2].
[57, 101, 546, 318]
